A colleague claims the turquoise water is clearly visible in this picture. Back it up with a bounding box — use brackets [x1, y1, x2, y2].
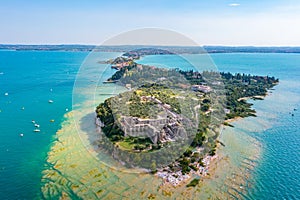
[140, 53, 300, 199]
[212, 54, 300, 200]
[0, 51, 88, 199]
[0, 51, 300, 199]
[211, 53, 300, 199]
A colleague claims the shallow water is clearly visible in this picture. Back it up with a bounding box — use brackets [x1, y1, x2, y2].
[1, 51, 300, 199]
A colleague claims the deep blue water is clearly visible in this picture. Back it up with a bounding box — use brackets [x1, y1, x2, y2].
[0, 51, 300, 199]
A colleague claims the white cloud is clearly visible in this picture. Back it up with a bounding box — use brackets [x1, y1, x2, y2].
[228, 3, 240, 7]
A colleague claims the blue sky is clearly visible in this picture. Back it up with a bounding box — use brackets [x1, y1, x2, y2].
[1, 0, 300, 46]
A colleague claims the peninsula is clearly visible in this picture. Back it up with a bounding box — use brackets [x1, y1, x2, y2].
[95, 52, 278, 187]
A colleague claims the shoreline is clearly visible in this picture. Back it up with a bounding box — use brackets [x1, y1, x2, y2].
[153, 92, 271, 195]
[238, 95, 266, 102]
[40, 95, 265, 199]
[40, 67, 274, 199]
[42, 99, 262, 199]
[41, 85, 269, 199]
[225, 92, 270, 124]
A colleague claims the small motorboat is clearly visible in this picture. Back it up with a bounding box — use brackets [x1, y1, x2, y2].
[33, 129, 41, 132]
[32, 120, 36, 123]
[20, 133, 24, 137]
[48, 100, 54, 103]
[50, 119, 55, 122]
[34, 124, 40, 128]
[4, 92, 8, 96]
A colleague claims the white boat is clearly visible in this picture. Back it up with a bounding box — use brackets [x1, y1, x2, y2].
[32, 120, 36, 123]
[33, 129, 41, 132]
[34, 124, 40, 128]
[48, 100, 53, 103]
[20, 133, 24, 137]
[4, 92, 8, 96]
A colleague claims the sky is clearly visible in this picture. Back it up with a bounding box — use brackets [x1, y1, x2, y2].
[1, 0, 300, 46]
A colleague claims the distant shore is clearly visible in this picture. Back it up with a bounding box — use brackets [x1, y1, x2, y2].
[2, 44, 300, 54]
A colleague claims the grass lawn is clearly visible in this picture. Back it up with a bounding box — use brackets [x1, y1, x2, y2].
[116, 140, 135, 151]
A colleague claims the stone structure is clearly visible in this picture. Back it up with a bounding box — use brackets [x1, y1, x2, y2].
[120, 116, 186, 144]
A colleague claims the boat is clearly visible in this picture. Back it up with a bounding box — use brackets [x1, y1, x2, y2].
[32, 120, 36, 123]
[48, 100, 54, 103]
[50, 119, 55, 122]
[4, 92, 8, 96]
[34, 124, 40, 128]
[103, 80, 118, 84]
[20, 133, 24, 137]
[33, 129, 41, 132]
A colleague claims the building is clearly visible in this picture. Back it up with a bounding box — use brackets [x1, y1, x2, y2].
[191, 85, 212, 93]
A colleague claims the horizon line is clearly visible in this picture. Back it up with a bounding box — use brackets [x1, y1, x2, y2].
[1, 44, 300, 48]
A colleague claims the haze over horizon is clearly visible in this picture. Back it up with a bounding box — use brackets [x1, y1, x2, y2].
[1, 0, 300, 46]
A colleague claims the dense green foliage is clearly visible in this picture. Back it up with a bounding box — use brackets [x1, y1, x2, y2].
[96, 61, 279, 173]
[96, 83, 184, 151]
[108, 62, 136, 81]
[179, 70, 279, 120]
[220, 72, 278, 119]
[96, 98, 124, 142]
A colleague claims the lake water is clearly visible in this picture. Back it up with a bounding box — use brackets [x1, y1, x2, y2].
[0, 51, 299, 199]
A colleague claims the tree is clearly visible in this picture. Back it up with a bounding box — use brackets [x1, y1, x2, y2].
[150, 160, 157, 172]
